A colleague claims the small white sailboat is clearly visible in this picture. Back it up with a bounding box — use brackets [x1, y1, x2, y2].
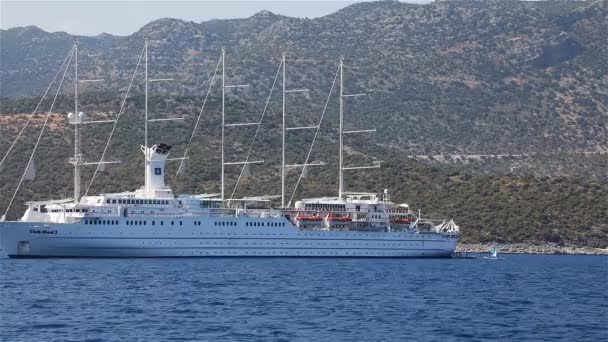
[484, 246, 501, 259]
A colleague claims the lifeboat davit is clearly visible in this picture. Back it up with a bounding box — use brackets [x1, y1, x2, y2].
[390, 218, 414, 224]
[325, 214, 352, 229]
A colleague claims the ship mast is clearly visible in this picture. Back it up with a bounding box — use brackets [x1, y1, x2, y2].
[144, 39, 149, 179]
[220, 48, 261, 202]
[338, 57, 344, 198]
[281, 53, 286, 208]
[71, 40, 83, 204]
[338, 57, 378, 198]
[280, 54, 319, 207]
[68, 41, 114, 202]
[141, 39, 181, 197]
[142, 38, 155, 197]
[221, 47, 226, 200]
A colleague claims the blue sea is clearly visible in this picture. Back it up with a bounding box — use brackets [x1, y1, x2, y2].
[1, 255, 606, 341]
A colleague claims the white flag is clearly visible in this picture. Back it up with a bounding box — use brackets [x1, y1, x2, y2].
[24, 160, 36, 180]
[301, 166, 308, 179]
[241, 163, 250, 177]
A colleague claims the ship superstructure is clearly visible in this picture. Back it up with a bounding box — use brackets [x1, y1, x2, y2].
[0, 41, 459, 258]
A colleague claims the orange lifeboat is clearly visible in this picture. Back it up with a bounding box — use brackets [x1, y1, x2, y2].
[295, 213, 323, 222]
[326, 214, 352, 222]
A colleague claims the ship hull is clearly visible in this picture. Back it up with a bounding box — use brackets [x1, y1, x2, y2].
[0, 219, 457, 258]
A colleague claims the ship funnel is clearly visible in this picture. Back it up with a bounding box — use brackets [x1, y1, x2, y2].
[142, 143, 172, 197]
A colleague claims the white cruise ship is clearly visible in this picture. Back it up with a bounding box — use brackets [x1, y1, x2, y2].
[0, 41, 459, 258]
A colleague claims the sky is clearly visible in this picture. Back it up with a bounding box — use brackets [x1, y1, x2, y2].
[1, 0, 431, 37]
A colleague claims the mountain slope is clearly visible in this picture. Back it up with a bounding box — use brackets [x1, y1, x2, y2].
[1, 0, 607, 156]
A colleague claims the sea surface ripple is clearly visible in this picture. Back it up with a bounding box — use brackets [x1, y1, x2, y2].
[1, 255, 606, 341]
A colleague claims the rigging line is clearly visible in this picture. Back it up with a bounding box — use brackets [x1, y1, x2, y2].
[1, 48, 75, 221]
[176, 54, 223, 176]
[288, 64, 340, 207]
[0, 47, 74, 168]
[229, 59, 283, 200]
[83, 45, 146, 198]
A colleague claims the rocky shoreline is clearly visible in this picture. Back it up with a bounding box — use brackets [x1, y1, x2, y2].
[456, 243, 608, 255]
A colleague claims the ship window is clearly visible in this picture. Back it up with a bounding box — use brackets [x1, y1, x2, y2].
[161, 221, 164, 226]
[180, 221, 182, 226]
[106, 200, 110, 204]
[112, 200, 116, 204]
[171, 221, 174, 226]
[144, 221, 147, 225]
[152, 221, 155, 226]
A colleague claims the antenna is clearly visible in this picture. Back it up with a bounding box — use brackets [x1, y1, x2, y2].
[338, 56, 378, 198]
